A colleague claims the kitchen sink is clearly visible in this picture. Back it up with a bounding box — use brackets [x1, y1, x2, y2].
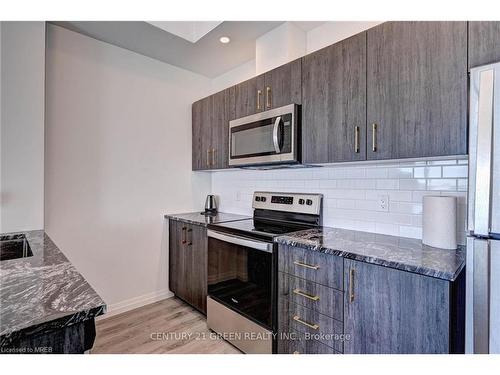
[0, 234, 33, 261]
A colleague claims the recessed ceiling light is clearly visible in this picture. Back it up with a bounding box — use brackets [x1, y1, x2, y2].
[219, 36, 230, 44]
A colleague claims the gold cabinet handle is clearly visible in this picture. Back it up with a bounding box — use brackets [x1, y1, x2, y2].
[181, 227, 187, 244]
[293, 260, 320, 270]
[349, 268, 355, 303]
[354, 126, 360, 153]
[293, 288, 320, 301]
[293, 351, 300, 355]
[212, 148, 216, 167]
[372, 123, 377, 152]
[293, 315, 319, 330]
[266, 86, 272, 108]
[206, 149, 211, 167]
[187, 228, 193, 246]
[257, 89, 262, 110]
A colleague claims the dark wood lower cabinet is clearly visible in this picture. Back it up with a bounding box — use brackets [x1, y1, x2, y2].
[277, 245, 465, 354]
[344, 259, 464, 354]
[168, 219, 207, 314]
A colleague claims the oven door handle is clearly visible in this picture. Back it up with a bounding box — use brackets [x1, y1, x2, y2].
[207, 230, 273, 253]
[272, 116, 282, 154]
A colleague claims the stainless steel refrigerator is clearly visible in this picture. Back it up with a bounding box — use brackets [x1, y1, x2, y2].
[466, 62, 500, 354]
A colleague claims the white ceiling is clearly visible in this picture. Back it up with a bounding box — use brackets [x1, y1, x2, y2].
[147, 21, 223, 43]
[50, 21, 326, 78]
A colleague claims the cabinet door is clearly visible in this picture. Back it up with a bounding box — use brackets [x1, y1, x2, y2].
[231, 74, 265, 120]
[264, 59, 302, 110]
[185, 224, 208, 313]
[344, 259, 450, 354]
[367, 21, 467, 160]
[192, 97, 212, 170]
[469, 21, 500, 69]
[302, 33, 366, 163]
[169, 220, 187, 298]
[210, 88, 230, 170]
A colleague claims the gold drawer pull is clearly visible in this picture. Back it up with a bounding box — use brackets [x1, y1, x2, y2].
[372, 123, 377, 152]
[257, 89, 262, 110]
[293, 260, 320, 270]
[293, 288, 320, 301]
[293, 351, 300, 354]
[293, 315, 319, 330]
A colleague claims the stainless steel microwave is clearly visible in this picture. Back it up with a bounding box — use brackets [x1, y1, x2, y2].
[228, 104, 299, 167]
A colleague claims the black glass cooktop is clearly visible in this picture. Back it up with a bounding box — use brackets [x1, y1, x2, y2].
[208, 218, 312, 241]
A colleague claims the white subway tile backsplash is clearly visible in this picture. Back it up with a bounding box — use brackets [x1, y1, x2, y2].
[387, 167, 413, 179]
[212, 158, 468, 245]
[413, 166, 442, 178]
[427, 179, 457, 191]
[442, 165, 468, 178]
[400, 179, 427, 190]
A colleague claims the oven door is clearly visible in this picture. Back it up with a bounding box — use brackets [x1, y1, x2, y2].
[207, 230, 276, 331]
[229, 104, 298, 167]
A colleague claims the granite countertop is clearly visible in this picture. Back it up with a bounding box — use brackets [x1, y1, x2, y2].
[165, 211, 251, 226]
[275, 227, 465, 281]
[0, 230, 106, 345]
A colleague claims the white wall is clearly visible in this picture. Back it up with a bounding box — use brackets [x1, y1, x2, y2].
[0, 22, 46, 233]
[44, 25, 212, 313]
[212, 159, 468, 244]
[256, 22, 306, 74]
[306, 21, 383, 53]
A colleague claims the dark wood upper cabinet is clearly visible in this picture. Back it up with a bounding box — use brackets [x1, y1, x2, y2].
[366, 21, 468, 160]
[302, 33, 367, 164]
[230, 59, 301, 120]
[209, 89, 230, 169]
[192, 88, 230, 170]
[231, 74, 265, 120]
[264, 59, 302, 109]
[192, 97, 212, 170]
[469, 21, 500, 69]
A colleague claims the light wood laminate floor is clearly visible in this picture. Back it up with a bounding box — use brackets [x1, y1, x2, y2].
[92, 297, 241, 354]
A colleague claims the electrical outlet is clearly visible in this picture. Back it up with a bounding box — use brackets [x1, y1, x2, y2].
[236, 191, 241, 201]
[377, 195, 389, 212]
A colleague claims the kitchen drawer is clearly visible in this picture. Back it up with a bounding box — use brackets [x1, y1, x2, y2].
[279, 272, 343, 321]
[278, 245, 343, 290]
[279, 300, 344, 352]
[278, 332, 340, 354]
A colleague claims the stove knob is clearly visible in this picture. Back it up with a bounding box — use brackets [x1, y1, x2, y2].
[306, 199, 313, 206]
[255, 196, 261, 202]
[298, 199, 305, 205]
[261, 196, 267, 202]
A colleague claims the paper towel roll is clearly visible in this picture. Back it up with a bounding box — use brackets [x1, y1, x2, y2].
[422, 196, 457, 249]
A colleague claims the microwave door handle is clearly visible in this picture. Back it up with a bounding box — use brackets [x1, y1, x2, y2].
[273, 116, 281, 153]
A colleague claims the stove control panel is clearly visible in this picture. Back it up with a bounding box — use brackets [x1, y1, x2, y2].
[252, 192, 322, 215]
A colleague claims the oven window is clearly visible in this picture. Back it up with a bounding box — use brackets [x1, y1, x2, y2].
[208, 237, 273, 329]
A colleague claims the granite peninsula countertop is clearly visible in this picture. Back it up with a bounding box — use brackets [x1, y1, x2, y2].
[275, 227, 465, 281]
[0, 230, 106, 346]
[165, 212, 251, 227]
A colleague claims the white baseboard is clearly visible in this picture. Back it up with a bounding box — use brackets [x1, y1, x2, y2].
[98, 289, 174, 320]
